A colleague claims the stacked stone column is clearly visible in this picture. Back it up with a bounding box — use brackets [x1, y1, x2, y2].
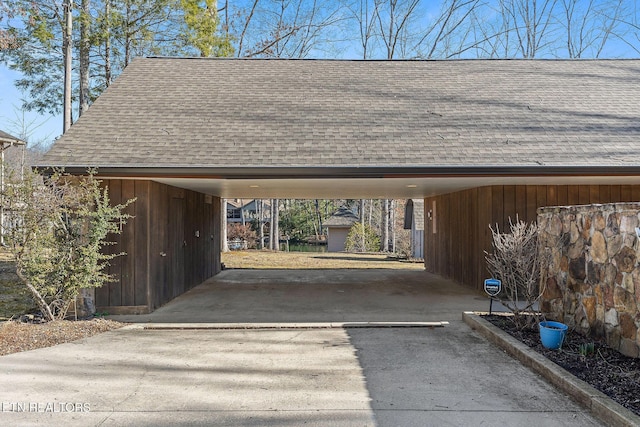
[538, 203, 640, 358]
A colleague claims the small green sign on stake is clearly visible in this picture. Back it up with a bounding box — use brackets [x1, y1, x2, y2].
[484, 278, 501, 314]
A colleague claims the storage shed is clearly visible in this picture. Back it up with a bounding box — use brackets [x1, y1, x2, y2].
[323, 208, 359, 252]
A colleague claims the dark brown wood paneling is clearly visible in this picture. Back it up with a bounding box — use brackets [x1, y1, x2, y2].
[134, 181, 149, 306]
[440, 193, 449, 277]
[151, 182, 168, 309]
[609, 185, 620, 202]
[95, 180, 112, 308]
[477, 187, 492, 288]
[557, 185, 568, 206]
[121, 180, 136, 306]
[568, 186, 580, 205]
[96, 180, 220, 312]
[589, 185, 600, 204]
[600, 185, 613, 203]
[546, 185, 557, 207]
[536, 185, 547, 212]
[169, 197, 185, 299]
[503, 185, 516, 223]
[423, 184, 640, 293]
[578, 185, 590, 204]
[620, 185, 632, 202]
[491, 186, 504, 230]
[525, 186, 537, 223]
[467, 189, 477, 288]
[632, 185, 640, 202]
[109, 180, 123, 307]
[515, 185, 527, 219]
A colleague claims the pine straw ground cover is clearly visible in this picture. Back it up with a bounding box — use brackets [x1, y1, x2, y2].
[0, 319, 126, 356]
[485, 314, 640, 417]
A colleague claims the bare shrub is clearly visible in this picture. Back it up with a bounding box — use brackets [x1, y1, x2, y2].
[485, 218, 554, 329]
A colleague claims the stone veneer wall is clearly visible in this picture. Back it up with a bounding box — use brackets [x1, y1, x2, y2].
[538, 203, 640, 358]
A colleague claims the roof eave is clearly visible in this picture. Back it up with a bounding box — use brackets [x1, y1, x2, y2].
[32, 165, 640, 179]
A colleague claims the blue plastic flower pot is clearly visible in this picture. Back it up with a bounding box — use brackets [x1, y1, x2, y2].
[539, 321, 568, 350]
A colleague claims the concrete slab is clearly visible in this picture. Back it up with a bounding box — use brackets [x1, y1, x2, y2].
[110, 269, 489, 324]
[0, 269, 604, 426]
[347, 324, 602, 427]
[0, 328, 375, 426]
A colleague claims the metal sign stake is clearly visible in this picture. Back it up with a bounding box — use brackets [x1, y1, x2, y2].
[483, 278, 502, 315]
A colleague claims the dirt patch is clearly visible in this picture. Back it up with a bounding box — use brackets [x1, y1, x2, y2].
[0, 319, 126, 356]
[222, 250, 425, 270]
[484, 314, 640, 416]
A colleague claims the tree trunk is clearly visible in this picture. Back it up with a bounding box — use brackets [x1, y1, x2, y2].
[391, 199, 396, 253]
[381, 199, 389, 252]
[259, 199, 265, 249]
[269, 199, 275, 249]
[16, 268, 55, 321]
[63, 0, 73, 133]
[104, 0, 112, 88]
[315, 199, 322, 239]
[273, 198, 280, 250]
[221, 199, 228, 252]
[125, 1, 132, 66]
[79, 0, 90, 116]
[360, 199, 365, 252]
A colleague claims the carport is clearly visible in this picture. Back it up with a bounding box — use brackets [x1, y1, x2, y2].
[38, 57, 640, 314]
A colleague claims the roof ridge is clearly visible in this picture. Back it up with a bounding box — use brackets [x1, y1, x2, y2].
[142, 56, 640, 62]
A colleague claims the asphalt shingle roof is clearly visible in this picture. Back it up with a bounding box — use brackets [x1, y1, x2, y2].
[41, 57, 640, 171]
[0, 130, 26, 145]
[324, 208, 360, 227]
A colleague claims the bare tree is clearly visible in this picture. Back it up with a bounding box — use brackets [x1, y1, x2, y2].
[561, 0, 627, 58]
[63, 0, 73, 132]
[272, 198, 280, 250]
[375, 0, 421, 59]
[497, 0, 559, 58]
[230, 0, 344, 58]
[381, 198, 389, 251]
[345, 0, 380, 58]
[414, 0, 482, 59]
[79, 0, 91, 116]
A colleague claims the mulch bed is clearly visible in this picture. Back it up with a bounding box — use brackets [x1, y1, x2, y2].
[0, 318, 126, 356]
[484, 314, 640, 417]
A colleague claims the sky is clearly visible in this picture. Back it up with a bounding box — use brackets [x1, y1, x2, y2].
[0, 67, 61, 148]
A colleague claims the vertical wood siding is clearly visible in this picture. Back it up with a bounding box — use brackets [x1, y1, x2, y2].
[424, 184, 640, 291]
[95, 180, 221, 312]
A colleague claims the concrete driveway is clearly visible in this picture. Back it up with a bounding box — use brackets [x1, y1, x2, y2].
[0, 269, 603, 426]
[110, 269, 486, 324]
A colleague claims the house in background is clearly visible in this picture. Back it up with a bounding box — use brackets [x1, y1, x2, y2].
[0, 130, 27, 246]
[323, 208, 359, 252]
[226, 199, 269, 224]
[403, 199, 424, 259]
